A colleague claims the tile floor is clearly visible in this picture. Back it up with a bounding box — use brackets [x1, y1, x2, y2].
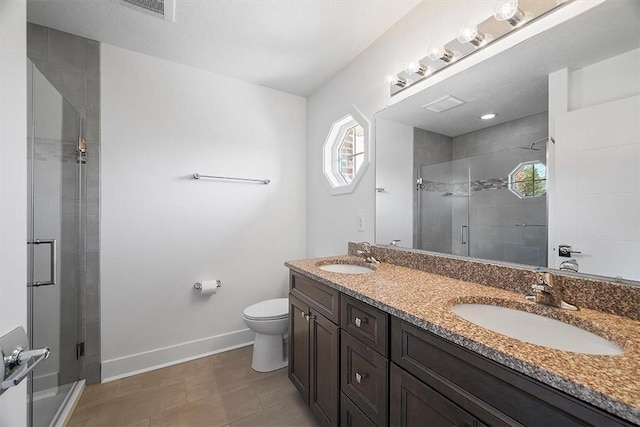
[68, 346, 320, 427]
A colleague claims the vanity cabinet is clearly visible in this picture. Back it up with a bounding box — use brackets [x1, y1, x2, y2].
[391, 318, 634, 427]
[289, 273, 340, 426]
[288, 270, 633, 427]
[340, 295, 390, 426]
[390, 364, 486, 427]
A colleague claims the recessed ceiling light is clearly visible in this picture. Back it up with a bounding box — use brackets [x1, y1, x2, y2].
[480, 113, 498, 120]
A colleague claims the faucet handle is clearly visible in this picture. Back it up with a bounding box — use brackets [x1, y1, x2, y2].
[531, 283, 551, 293]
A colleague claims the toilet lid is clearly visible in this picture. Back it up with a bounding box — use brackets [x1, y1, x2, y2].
[243, 298, 289, 321]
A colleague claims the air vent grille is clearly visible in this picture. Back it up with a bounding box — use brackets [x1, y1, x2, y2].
[422, 95, 467, 113]
[123, 0, 164, 15]
[121, 0, 175, 21]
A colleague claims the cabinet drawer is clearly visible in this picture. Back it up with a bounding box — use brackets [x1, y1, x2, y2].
[341, 392, 376, 427]
[341, 295, 389, 357]
[390, 363, 486, 427]
[391, 318, 633, 426]
[290, 272, 340, 324]
[341, 331, 388, 426]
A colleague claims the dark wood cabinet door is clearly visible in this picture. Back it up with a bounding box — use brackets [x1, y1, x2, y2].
[341, 331, 388, 426]
[289, 294, 310, 403]
[341, 392, 377, 427]
[390, 364, 483, 427]
[310, 311, 340, 426]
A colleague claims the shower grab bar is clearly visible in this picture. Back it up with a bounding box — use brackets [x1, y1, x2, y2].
[27, 239, 57, 287]
[514, 224, 547, 227]
[193, 173, 270, 185]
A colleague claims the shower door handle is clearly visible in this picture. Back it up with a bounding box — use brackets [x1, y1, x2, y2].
[27, 239, 57, 287]
[0, 327, 50, 395]
[461, 226, 468, 245]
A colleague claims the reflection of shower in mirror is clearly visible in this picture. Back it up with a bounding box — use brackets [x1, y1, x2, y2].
[520, 136, 555, 151]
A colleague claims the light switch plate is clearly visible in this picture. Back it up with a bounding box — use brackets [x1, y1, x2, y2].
[356, 213, 365, 231]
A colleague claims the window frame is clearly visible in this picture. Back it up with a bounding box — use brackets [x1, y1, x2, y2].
[322, 107, 371, 195]
[508, 160, 547, 199]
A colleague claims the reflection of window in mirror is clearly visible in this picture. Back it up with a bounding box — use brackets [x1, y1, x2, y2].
[323, 110, 369, 195]
[509, 161, 546, 198]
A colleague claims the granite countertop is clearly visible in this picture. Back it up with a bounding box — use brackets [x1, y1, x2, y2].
[285, 256, 640, 424]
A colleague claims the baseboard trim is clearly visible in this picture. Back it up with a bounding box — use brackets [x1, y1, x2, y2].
[101, 328, 254, 382]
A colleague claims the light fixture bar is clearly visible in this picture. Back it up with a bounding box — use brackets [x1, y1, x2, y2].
[388, 0, 571, 96]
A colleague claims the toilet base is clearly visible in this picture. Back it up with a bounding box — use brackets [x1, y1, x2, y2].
[251, 333, 288, 372]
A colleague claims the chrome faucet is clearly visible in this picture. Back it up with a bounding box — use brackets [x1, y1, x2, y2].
[559, 258, 579, 273]
[356, 242, 380, 265]
[524, 269, 577, 311]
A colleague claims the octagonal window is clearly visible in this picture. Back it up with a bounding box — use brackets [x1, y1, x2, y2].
[509, 161, 547, 198]
[323, 110, 370, 194]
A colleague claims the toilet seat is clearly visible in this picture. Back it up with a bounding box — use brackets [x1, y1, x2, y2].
[243, 298, 289, 321]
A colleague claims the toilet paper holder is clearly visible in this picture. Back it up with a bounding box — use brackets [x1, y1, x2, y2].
[193, 280, 222, 290]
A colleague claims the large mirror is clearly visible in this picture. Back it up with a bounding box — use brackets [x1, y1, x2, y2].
[375, 0, 640, 283]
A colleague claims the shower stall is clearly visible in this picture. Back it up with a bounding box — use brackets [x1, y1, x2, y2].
[27, 61, 87, 427]
[416, 144, 548, 267]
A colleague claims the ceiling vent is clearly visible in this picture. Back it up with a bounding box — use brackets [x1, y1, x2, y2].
[121, 0, 176, 22]
[422, 95, 467, 113]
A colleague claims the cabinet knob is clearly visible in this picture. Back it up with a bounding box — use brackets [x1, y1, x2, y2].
[355, 372, 368, 383]
[354, 317, 368, 328]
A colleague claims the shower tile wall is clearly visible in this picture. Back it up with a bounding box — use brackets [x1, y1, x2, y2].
[28, 23, 101, 384]
[453, 113, 548, 266]
[414, 113, 548, 266]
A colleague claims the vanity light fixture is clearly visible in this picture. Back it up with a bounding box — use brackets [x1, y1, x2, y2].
[480, 113, 498, 120]
[457, 25, 492, 47]
[494, 0, 532, 27]
[404, 62, 434, 77]
[427, 47, 458, 64]
[387, 0, 569, 96]
[386, 74, 407, 88]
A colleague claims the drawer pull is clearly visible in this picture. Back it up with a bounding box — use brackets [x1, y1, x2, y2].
[354, 317, 369, 328]
[354, 372, 368, 383]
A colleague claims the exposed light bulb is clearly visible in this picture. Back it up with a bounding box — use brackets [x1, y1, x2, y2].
[427, 47, 457, 63]
[494, 0, 531, 27]
[480, 113, 498, 120]
[457, 25, 492, 47]
[403, 62, 433, 76]
[386, 74, 407, 88]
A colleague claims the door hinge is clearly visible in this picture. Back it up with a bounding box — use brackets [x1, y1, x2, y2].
[76, 342, 85, 359]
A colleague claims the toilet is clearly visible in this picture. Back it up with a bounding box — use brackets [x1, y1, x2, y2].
[242, 298, 289, 372]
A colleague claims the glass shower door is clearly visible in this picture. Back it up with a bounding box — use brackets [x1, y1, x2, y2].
[27, 62, 86, 427]
[416, 158, 469, 255]
[467, 147, 547, 266]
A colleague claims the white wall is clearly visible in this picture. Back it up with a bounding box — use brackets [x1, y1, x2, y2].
[0, 0, 27, 424]
[549, 48, 640, 279]
[375, 119, 413, 246]
[570, 48, 640, 110]
[101, 45, 306, 380]
[305, 1, 604, 257]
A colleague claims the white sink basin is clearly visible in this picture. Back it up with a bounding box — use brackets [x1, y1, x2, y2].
[452, 304, 623, 355]
[318, 264, 374, 274]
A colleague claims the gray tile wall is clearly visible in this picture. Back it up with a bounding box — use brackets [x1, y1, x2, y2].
[28, 23, 101, 384]
[454, 113, 548, 266]
[413, 113, 548, 266]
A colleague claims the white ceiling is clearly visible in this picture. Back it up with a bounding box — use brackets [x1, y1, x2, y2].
[27, 0, 421, 97]
[378, 0, 640, 137]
